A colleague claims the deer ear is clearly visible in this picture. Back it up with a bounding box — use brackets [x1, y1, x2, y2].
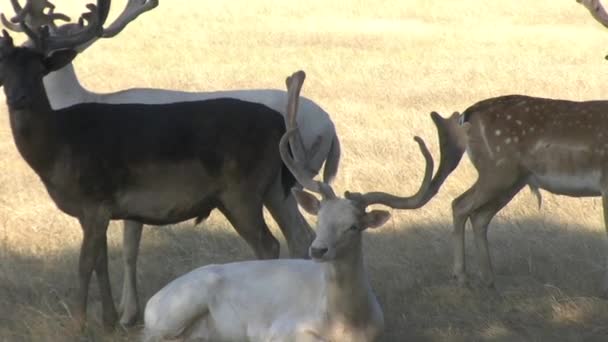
[292, 188, 320, 215]
[362, 210, 391, 229]
[43, 49, 77, 73]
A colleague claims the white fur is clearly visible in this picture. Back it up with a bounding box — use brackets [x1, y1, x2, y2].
[142, 199, 384, 342]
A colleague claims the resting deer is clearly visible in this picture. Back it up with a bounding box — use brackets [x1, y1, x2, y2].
[0, 2, 325, 327]
[142, 71, 434, 342]
[2, 0, 341, 325]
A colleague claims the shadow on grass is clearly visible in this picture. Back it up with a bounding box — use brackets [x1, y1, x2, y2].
[1, 216, 608, 341]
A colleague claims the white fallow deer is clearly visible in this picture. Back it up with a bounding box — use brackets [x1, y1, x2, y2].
[2, 0, 340, 326]
[142, 71, 434, 342]
[346, 0, 608, 295]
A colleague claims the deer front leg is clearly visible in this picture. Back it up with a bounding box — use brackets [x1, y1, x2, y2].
[118, 220, 143, 326]
[76, 208, 116, 329]
[601, 191, 608, 297]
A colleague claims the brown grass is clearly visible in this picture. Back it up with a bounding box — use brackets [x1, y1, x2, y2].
[2, 0, 608, 341]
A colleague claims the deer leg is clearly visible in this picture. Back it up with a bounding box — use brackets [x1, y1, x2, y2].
[601, 192, 608, 297]
[451, 169, 521, 287]
[118, 220, 143, 326]
[76, 209, 114, 328]
[219, 194, 280, 259]
[470, 181, 524, 288]
[264, 177, 314, 258]
[93, 228, 118, 328]
[451, 186, 476, 286]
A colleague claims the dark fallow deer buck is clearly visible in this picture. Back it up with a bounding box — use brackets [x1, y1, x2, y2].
[2, 0, 341, 326]
[348, 0, 608, 295]
[0, 3, 318, 328]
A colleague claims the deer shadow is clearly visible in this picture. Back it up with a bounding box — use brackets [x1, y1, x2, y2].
[1, 216, 608, 341]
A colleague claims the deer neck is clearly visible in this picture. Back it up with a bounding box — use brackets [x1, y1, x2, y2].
[322, 237, 377, 328]
[7, 76, 59, 174]
[43, 63, 92, 108]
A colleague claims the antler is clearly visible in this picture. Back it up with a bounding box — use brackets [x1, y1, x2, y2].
[1, 0, 70, 32]
[344, 136, 434, 209]
[101, 0, 158, 38]
[2, 0, 155, 53]
[20, 2, 105, 53]
[578, 0, 608, 28]
[280, 71, 336, 200]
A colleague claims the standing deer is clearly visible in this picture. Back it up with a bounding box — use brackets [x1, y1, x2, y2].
[346, 0, 608, 294]
[1, 0, 340, 326]
[143, 70, 434, 342]
[0, 2, 325, 328]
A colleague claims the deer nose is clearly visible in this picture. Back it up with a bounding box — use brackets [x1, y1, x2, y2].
[309, 246, 328, 259]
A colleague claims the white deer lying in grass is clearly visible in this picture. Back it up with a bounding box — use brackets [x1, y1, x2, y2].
[142, 71, 435, 341]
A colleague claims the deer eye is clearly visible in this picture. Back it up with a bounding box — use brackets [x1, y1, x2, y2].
[349, 225, 358, 231]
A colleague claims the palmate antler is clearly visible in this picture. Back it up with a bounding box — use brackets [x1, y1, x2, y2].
[279, 70, 434, 209]
[18, 1, 106, 53]
[1, 0, 70, 32]
[1, 0, 157, 52]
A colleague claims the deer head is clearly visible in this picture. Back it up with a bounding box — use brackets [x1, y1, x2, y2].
[279, 71, 434, 261]
[0, 2, 101, 101]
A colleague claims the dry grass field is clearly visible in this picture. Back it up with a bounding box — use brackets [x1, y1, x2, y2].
[2, 0, 608, 340]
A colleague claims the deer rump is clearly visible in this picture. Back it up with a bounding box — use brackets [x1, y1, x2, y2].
[35, 97, 294, 224]
[461, 95, 607, 197]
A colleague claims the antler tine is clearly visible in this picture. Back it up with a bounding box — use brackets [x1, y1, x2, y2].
[46, 6, 71, 30]
[9, 0, 28, 21]
[2, 0, 71, 34]
[1, 14, 23, 32]
[8, 0, 23, 13]
[101, 0, 158, 38]
[345, 136, 434, 209]
[578, 0, 608, 28]
[1, 0, 26, 32]
[279, 71, 336, 200]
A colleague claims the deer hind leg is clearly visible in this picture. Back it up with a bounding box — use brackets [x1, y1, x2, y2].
[219, 193, 280, 259]
[469, 181, 525, 288]
[118, 220, 143, 326]
[451, 170, 522, 287]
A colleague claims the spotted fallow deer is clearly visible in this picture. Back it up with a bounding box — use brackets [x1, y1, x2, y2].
[346, 0, 608, 295]
[2, 0, 341, 325]
[143, 70, 434, 342]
